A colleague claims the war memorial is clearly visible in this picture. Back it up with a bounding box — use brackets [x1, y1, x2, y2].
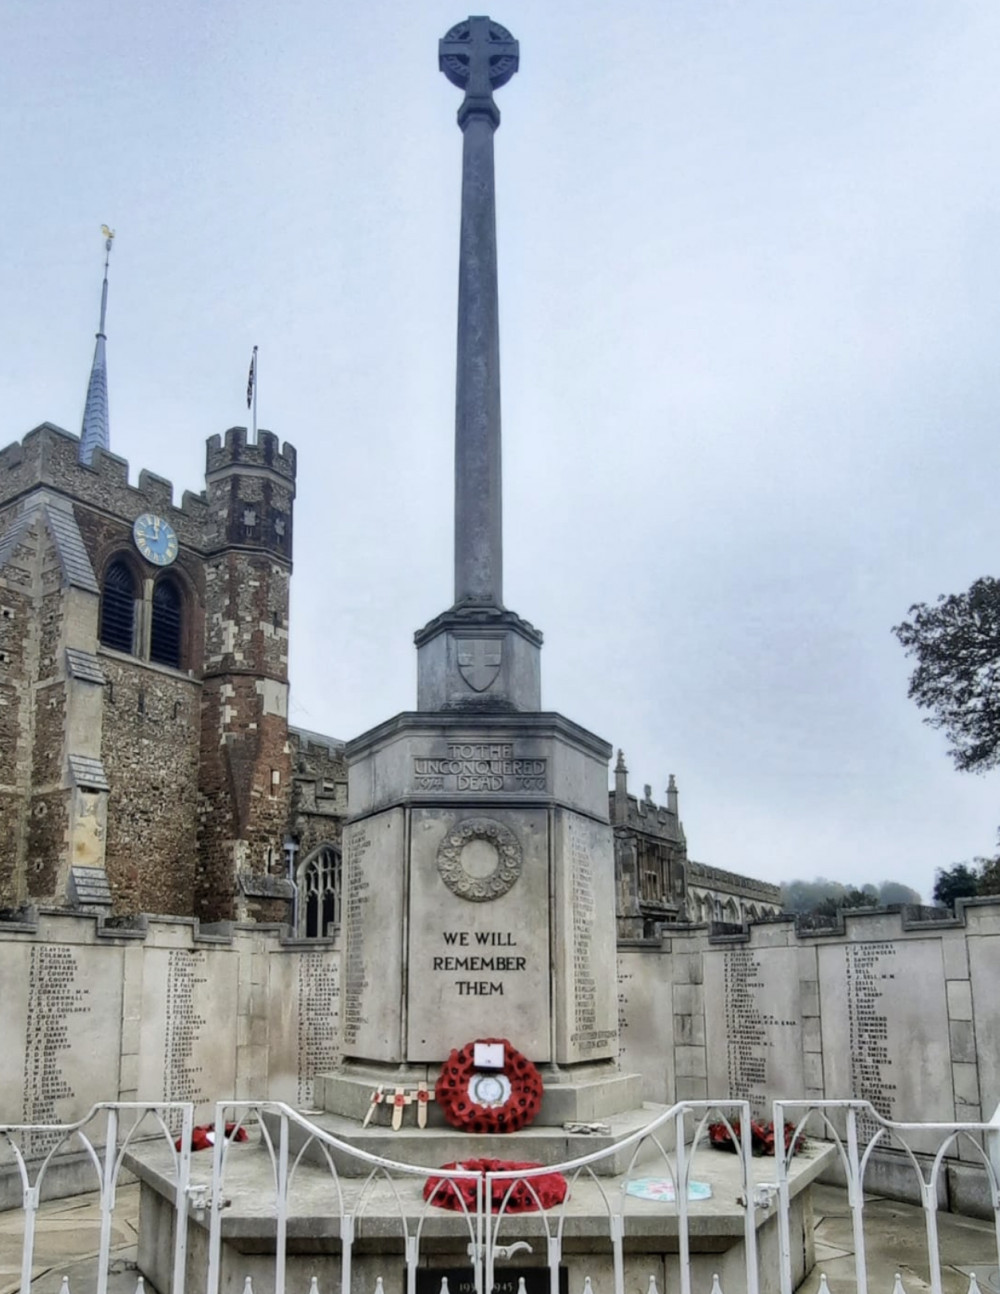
[1, 14, 1000, 1294]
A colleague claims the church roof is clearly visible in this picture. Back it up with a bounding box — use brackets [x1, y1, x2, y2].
[0, 495, 99, 594]
[44, 497, 100, 591]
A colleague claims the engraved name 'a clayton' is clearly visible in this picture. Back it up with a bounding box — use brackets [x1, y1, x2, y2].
[414, 742, 547, 791]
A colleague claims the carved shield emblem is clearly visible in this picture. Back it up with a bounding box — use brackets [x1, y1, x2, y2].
[456, 639, 502, 692]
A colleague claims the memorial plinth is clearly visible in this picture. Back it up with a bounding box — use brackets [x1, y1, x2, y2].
[330, 706, 639, 1120]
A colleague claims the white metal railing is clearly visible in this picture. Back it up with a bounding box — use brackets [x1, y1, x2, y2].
[202, 1098, 766, 1294]
[773, 1099, 1000, 1294]
[2, 1098, 999, 1294]
[0, 1101, 193, 1294]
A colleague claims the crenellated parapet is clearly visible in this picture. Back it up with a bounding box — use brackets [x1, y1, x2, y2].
[203, 427, 296, 560]
[688, 860, 782, 906]
[0, 424, 209, 547]
[205, 427, 297, 483]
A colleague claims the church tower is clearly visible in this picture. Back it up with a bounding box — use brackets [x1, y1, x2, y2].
[196, 428, 297, 922]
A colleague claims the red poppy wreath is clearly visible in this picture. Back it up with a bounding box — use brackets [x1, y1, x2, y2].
[424, 1159, 568, 1213]
[434, 1037, 544, 1134]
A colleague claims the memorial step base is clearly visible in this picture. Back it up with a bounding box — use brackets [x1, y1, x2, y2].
[316, 1065, 645, 1129]
[126, 1134, 835, 1294]
[261, 1105, 666, 1177]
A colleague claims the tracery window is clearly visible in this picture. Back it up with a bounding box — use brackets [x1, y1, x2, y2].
[99, 560, 136, 653]
[298, 845, 342, 938]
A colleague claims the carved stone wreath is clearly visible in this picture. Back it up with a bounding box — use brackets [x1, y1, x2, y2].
[436, 817, 522, 902]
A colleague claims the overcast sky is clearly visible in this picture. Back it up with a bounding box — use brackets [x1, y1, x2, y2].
[4, 1, 999, 901]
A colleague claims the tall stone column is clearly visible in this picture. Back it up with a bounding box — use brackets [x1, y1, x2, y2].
[443, 17, 517, 607]
[415, 18, 542, 713]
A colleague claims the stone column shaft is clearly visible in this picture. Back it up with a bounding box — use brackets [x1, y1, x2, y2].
[454, 112, 503, 607]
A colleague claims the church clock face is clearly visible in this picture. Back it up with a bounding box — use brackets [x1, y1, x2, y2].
[132, 513, 178, 566]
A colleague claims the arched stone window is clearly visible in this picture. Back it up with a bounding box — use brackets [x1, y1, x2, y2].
[151, 577, 183, 669]
[298, 844, 342, 938]
[99, 560, 136, 653]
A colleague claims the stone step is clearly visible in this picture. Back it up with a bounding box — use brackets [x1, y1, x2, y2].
[317, 1067, 645, 1128]
[261, 1104, 669, 1177]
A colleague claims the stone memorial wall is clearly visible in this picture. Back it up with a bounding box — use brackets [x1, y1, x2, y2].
[618, 899, 1000, 1139]
[0, 912, 341, 1163]
[616, 946, 673, 1103]
[10, 942, 122, 1156]
[703, 944, 806, 1112]
[267, 944, 341, 1109]
[5, 895, 1000, 1207]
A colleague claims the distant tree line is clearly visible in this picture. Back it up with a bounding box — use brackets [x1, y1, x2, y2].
[780, 877, 922, 918]
[932, 859, 1000, 909]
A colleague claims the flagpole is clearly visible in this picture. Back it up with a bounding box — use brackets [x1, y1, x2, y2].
[252, 345, 258, 443]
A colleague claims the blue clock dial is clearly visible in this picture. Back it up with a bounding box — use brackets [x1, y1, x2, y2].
[132, 513, 178, 567]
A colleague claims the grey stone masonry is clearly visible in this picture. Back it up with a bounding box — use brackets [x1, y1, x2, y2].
[415, 19, 541, 714]
[440, 16, 518, 608]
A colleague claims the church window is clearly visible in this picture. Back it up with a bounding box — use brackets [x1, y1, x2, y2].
[100, 560, 136, 652]
[298, 845, 342, 938]
[150, 577, 183, 668]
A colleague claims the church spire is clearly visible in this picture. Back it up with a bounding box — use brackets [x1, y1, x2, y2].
[79, 226, 115, 465]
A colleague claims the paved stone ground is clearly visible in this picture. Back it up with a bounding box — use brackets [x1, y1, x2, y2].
[0, 1183, 139, 1294]
[1, 1181, 998, 1294]
[799, 1184, 1000, 1294]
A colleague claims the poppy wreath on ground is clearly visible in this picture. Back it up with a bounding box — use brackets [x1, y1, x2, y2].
[174, 1123, 249, 1153]
[424, 1159, 568, 1213]
[707, 1120, 804, 1157]
[434, 1038, 544, 1134]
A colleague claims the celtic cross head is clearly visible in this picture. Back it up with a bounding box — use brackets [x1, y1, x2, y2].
[439, 16, 519, 126]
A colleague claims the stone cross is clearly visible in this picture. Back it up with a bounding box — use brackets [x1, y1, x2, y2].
[439, 17, 519, 609]
[439, 16, 519, 126]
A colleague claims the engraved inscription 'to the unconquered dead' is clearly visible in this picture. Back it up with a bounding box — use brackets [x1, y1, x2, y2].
[437, 817, 522, 902]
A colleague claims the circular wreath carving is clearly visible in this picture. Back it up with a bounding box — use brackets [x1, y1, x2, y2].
[435, 1037, 544, 1134]
[436, 817, 522, 902]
